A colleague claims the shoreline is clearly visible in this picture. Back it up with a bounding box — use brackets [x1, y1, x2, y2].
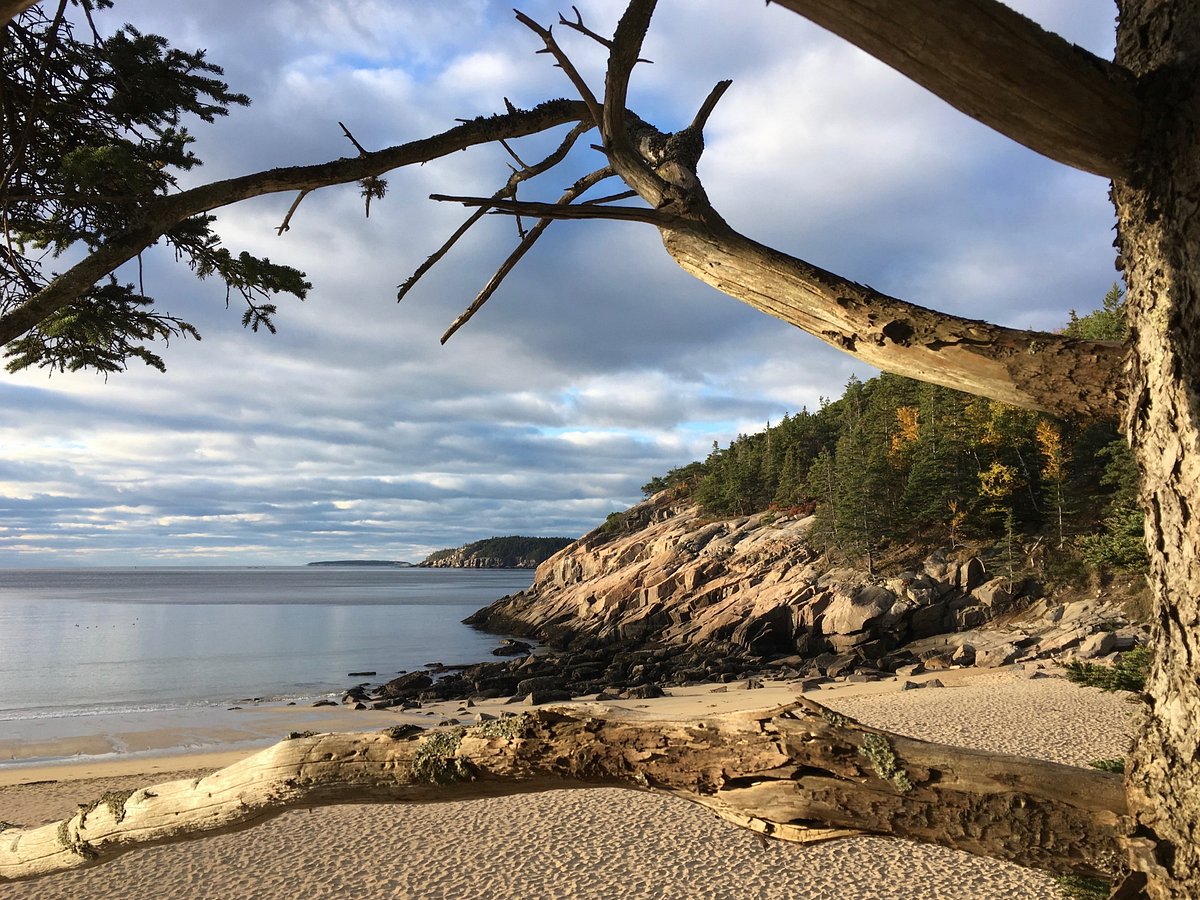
[0, 665, 1134, 899]
[0, 662, 1121, 784]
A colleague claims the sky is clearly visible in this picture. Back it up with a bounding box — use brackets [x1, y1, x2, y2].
[0, 0, 1122, 566]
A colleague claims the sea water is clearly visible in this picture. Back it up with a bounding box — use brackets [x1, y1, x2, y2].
[0, 567, 534, 727]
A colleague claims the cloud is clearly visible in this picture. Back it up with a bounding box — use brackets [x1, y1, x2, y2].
[0, 1, 1122, 565]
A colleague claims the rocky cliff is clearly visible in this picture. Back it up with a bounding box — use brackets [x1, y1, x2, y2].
[466, 493, 1042, 664]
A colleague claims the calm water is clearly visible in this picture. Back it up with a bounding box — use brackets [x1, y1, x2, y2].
[0, 567, 534, 723]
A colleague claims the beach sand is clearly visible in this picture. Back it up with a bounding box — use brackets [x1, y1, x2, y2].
[0, 667, 1134, 899]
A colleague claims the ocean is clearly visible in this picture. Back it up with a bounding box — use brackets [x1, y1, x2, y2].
[0, 567, 534, 741]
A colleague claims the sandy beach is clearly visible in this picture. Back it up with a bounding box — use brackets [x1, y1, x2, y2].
[0, 666, 1134, 899]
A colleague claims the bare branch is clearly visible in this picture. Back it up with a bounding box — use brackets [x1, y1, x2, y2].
[397, 120, 592, 302]
[338, 121, 370, 156]
[438, 167, 617, 343]
[582, 189, 639, 205]
[689, 79, 733, 134]
[431, 194, 671, 225]
[275, 189, 312, 235]
[766, 0, 1139, 179]
[602, 0, 673, 205]
[498, 138, 529, 170]
[514, 10, 603, 127]
[558, 5, 612, 47]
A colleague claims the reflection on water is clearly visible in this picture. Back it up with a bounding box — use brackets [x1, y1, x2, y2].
[0, 567, 534, 719]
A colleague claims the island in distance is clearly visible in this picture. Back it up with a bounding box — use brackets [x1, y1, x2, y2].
[306, 560, 414, 567]
[418, 536, 572, 569]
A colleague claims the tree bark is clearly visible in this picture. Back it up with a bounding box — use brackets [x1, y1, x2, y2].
[0, 701, 1125, 884]
[764, 0, 1140, 179]
[1111, 3, 1200, 897]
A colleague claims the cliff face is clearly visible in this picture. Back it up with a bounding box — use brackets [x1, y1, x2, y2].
[466, 494, 1021, 661]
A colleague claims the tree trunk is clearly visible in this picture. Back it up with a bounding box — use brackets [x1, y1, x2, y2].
[1112, 3, 1200, 897]
[0, 701, 1124, 884]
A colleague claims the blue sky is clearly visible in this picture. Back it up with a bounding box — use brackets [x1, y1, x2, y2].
[0, 1, 1120, 565]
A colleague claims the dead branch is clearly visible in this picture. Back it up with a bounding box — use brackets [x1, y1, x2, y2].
[0, 701, 1125, 884]
[601, 0, 670, 204]
[559, 5, 612, 48]
[431, 194, 671, 225]
[689, 79, 733, 134]
[515, 10, 603, 127]
[275, 189, 311, 235]
[338, 121, 370, 156]
[397, 120, 592, 302]
[438, 167, 616, 343]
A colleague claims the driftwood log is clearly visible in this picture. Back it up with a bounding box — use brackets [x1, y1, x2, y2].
[0, 699, 1124, 884]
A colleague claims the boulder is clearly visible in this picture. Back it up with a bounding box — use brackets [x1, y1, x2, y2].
[514, 675, 563, 697]
[377, 671, 433, 698]
[975, 642, 1020, 668]
[821, 585, 896, 636]
[1078, 631, 1120, 659]
[624, 682, 666, 699]
[973, 577, 1012, 609]
[951, 643, 977, 666]
[492, 639, 533, 656]
[955, 557, 987, 591]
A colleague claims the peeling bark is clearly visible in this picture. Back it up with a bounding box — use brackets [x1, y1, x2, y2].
[0, 702, 1124, 884]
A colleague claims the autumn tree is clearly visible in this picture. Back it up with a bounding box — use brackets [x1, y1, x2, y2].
[1, 1, 1197, 897]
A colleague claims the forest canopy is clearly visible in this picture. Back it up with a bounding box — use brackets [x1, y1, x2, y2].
[642, 285, 1142, 576]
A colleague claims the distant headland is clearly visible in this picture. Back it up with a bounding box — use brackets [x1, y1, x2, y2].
[306, 560, 413, 567]
[419, 536, 572, 569]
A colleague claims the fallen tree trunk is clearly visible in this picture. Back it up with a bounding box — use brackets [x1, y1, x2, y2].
[0, 699, 1124, 884]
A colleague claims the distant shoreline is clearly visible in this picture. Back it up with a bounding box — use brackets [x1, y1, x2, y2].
[306, 560, 412, 567]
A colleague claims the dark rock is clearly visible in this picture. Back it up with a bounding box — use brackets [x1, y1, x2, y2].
[956, 557, 987, 591]
[312, 699, 338, 707]
[624, 682, 666, 699]
[492, 639, 534, 657]
[348, 671, 377, 677]
[951, 643, 976, 666]
[515, 675, 563, 697]
[377, 671, 434, 698]
[823, 654, 859, 678]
